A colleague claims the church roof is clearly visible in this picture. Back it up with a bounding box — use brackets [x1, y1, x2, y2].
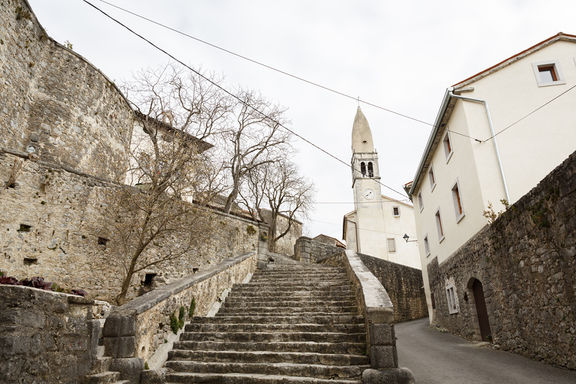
[351, 107, 375, 153]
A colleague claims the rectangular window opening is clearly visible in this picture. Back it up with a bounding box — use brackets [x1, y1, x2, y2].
[393, 206, 400, 217]
[424, 235, 430, 256]
[443, 133, 453, 160]
[418, 193, 424, 212]
[435, 210, 444, 241]
[387, 238, 396, 253]
[452, 183, 464, 220]
[538, 64, 558, 83]
[429, 168, 436, 190]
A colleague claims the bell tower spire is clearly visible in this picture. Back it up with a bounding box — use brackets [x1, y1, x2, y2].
[349, 107, 387, 260]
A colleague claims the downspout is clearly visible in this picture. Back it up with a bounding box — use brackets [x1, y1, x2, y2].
[448, 90, 511, 203]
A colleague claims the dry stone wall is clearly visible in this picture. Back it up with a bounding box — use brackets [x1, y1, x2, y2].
[0, 0, 133, 182]
[293, 236, 344, 264]
[359, 253, 428, 323]
[0, 151, 259, 302]
[428, 150, 576, 369]
[0, 285, 99, 384]
[260, 209, 302, 256]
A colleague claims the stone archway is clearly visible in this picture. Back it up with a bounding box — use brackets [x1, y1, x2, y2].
[468, 278, 492, 342]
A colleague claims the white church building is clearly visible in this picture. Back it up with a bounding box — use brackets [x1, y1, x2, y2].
[342, 108, 421, 270]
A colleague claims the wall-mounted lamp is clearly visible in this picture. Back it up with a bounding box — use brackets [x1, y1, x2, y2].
[403, 234, 418, 243]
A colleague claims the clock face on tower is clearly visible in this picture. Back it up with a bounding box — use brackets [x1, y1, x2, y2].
[363, 189, 374, 200]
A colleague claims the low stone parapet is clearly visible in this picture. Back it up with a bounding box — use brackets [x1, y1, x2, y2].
[102, 251, 257, 382]
[0, 285, 99, 384]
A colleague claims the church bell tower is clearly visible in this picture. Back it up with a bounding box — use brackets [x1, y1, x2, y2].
[350, 107, 388, 259]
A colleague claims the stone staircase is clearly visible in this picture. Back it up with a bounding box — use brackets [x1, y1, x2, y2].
[163, 262, 369, 383]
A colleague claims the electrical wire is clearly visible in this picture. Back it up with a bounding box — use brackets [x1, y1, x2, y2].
[82, 0, 410, 199]
[483, 83, 576, 142]
[94, 0, 432, 128]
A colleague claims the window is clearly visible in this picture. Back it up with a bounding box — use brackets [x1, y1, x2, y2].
[393, 206, 400, 217]
[538, 64, 558, 82]
[428, 168, 436, 191]
[418, 192, 424, 212]
[360, 162, 366, 177]
[452, 182, 464, 221]
[435, 210, 444, 242]
[532, 61, 564, 86]
[424, 235, 430, 256]
[367, 162, 374, 177]
[443, 133, 453, 161]
[445, 281, 459, 314]
[387, 238, 396, 253]
[431, 292, 436, 309]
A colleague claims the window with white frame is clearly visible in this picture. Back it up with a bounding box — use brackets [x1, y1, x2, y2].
[435, 209, 444, 241]
[393, 206, 400, 217]
[532, 61, 564, 86]
[443, 133, 453, 161]
[445, 282, 460, 314]
[418, 192, 424, 212]
[428, 167, 436, 191]
[452, 182, 464, 221]
[387, 238, 396, 253]
[424, 235, 430, 256]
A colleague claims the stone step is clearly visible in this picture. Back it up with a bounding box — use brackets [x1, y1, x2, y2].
[240, 281, 352, 287]
[232, 286, 353, 294]
[215, 310, 359, 317]
[179, 331, 365, 343]
[250, 273, 347, 279]
[172, 341, 365, 355]
[83, 371, 120, 384]
[168, 350, 369, 366]
[221, 299, 356, 307]
[226, 291, 356, 299]
[191, 314, 364, 325]
[184, 323, 364, 334]
[216, 305, 358, 316]
[166, 372, 361, 383]
[165, 361, 368, 379]
[221, 301, 356, 310]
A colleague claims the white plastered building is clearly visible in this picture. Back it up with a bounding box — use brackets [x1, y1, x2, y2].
[343, 108, 421, 270]
[408, 33, 576, 321]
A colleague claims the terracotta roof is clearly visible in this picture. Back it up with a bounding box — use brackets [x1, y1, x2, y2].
[453, 32, 576, 88]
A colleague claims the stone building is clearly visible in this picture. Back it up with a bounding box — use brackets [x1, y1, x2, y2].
[0, 0, 293, 302]
[342, 107, 421, 269]
[407, 33, 576, 322]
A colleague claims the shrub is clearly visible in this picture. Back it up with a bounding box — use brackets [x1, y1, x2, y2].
[189, 297, 196, 318]
[169, 313, 179, 334]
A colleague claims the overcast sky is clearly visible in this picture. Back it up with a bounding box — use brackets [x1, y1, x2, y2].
[28, 0, 576, 240]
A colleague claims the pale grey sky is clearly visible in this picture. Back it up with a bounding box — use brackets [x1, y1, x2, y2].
[28, 0, 576, 239]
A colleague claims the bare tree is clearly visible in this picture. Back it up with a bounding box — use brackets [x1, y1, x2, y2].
[239, 159, 313, 253]
[108, 66, 231, 304]
[222, 90, 290, 213]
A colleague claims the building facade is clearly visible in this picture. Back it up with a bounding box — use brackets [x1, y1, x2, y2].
[343, 108, 421, 269]
[408, 33, 576, 321]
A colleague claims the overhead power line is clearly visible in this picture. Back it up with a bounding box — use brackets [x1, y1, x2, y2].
[94, 0, 433, 128]
[82, 0, 410, 199]
[483, 83, 576, 142]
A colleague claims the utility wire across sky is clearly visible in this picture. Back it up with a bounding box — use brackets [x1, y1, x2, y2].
[92, 1, 576, 146]
[82, 0, 410, 199]
[83, 0, 576, 199]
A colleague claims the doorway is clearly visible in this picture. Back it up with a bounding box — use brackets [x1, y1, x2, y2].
[470, 278, 492, 342]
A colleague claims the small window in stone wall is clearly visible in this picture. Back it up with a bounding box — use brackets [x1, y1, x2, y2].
[445, 280, 460, 314]
[431, 292, 436, 309]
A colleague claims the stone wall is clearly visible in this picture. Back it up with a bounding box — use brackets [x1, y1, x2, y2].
[0, 151, 260, 302]
[428, 150, 576, 369]
[359, 253, 428, 323]
[103, 252, 257, 364]
[0, 285, 99, 384]
[0, 0, 133, 182]
[260, 209, 303, 256]
[293, 236, 345, 264]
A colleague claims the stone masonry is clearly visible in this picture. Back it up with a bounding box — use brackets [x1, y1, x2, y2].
[0, 285, 100, 384]
[359, 253, 428, 323]
[293, 236, 344, 264]
[428, 150, 576, 369]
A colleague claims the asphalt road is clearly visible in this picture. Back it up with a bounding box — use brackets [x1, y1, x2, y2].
[395, 318, 576, 384]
